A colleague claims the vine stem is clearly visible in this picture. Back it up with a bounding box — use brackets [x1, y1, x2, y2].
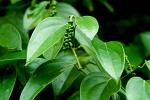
[71, 48, 82, 70]
[121, 62, 146, 80]
[125, 55, 133, 72]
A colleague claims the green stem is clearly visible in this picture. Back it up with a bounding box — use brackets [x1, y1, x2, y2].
[125, 55, 133, 72]
[71, 48, 82, 69]
[119, 87, 126, 96]
[122, 62, 146, 80]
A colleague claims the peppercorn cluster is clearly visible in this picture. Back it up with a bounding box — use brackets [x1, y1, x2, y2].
[62, 21, 75, 50]
[49, 0, 57, 16]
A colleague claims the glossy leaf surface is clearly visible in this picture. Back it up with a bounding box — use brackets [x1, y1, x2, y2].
[126, 77, 150, 100]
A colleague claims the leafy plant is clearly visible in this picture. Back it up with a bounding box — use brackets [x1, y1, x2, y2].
[0, 0, 150, 100]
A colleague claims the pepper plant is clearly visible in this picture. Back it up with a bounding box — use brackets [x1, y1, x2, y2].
[0, 0, 150, 100]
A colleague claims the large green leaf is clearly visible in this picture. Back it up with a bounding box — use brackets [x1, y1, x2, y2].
[20, 61, 73, 100]
[75, 16, 99, 40]
[80, 72, 120, 100]
[43, 37, 64, 60]
[55, 2, 80, 17]
[126, 77, 150, 100]
[23, 1, 50, 30]
[92, 38, 125, 81]
[0, 50, 26, 67]
[26, 17, 67, 64]
[145, 60, 150, 72]
[51, 50, 80, 96]
[0, 23, 22, 50]
[0, 68, 16, 100]
[52, 67, 79, 96]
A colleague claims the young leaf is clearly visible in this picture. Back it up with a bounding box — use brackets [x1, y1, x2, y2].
[20, 61, 73, 100]
[0, 23, 22, 50]
[52, 67, 79, 96]
[23, 1, 50, 30]
[56, 2, 80, 17]
[0, 68, 16, 100]
[126, 77, 150, 100]
[145, 60, 150, 72]
[80, 72, 120, 100]
[92, 39, 125, 81]
[75, 16, 99, 40]
[26, 17, 67, 64]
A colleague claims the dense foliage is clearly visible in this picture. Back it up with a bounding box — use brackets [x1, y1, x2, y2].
[0, 0, 150, 100]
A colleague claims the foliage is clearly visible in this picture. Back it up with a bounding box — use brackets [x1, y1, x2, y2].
[0, 0, 150, 100]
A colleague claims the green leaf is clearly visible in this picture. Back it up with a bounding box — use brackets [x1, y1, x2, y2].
[0, 13, 29, 43]
[51, 50, 79, 96]
[43, 37, 64, 60]
[52, 67, 79, 96]
[124, 44, 144, 69]
[140, 31, 150, 56]
[0, 50, 26, 67]
[0, 68, 16, 100]
[92, 38, 125, 81]
[145, 60, 150, 72]
[75, 29, 95, 55]
[126, 77, 150, 100]
[111, 93, 120, 100]
[82, 63, 100, 74]
[80, 72, 120, 100]
[20, 61, 73, 100]
[23, 1, 50, 30]
[26, 17, 67, 64]
[75, 16, 99, 40]
[26, 58, 48, 75]
[23, 2, 80, 31]
[0, 23, 22, 50]
[14, 62, 27, 86]
[56, 3, 80, 17]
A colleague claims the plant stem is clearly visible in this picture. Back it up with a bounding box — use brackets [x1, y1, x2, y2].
[71, 48, 82, 70]
[125, 55, 133, 72]
[121, 62, 146, 80]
